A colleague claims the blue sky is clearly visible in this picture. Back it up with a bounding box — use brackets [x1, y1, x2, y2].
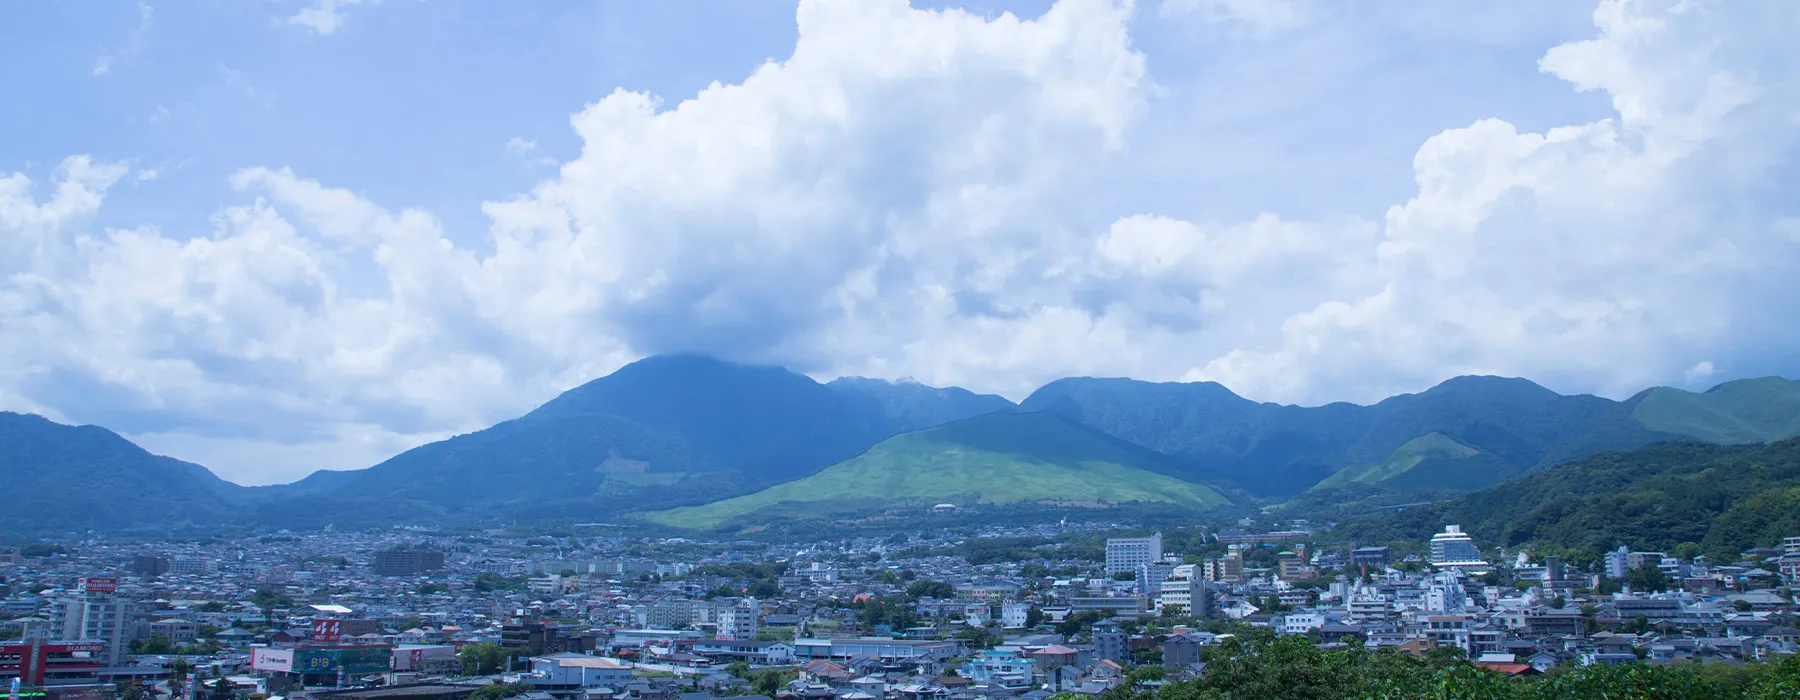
[3, 0, 1796, 484]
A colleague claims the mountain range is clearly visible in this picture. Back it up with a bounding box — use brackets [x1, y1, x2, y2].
[2, 355, 1797, 533]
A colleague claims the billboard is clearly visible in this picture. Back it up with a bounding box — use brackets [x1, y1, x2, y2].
[252, 648, 295, 673]
[78, 578, 116, 594]
[389, 645, 456, 671]
[312, 619, 343, 643]
[293, 646, 391, 676]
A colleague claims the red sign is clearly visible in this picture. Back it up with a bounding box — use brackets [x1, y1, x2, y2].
[80, 577, 116, 593]
[0, 641, 110, 686]
[313, 618, 343, 643]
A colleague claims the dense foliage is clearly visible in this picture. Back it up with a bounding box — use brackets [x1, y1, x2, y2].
[1063, 632, 1800, 700]
[458, 642, 531, 676]
[1337, 439, 1800, 562]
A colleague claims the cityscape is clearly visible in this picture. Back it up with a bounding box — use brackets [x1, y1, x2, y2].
[7, 512, 1800, 700]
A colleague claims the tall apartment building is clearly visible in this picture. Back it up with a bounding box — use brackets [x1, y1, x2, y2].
[636, 600, 698, 629]
[717, 600, 759, 641]
[1105, 533, 1163, 575]
[1203, 550, 1245, 583]
[1156, 565, 1212, 618]
[1428, 526, 1483, 567]
[169, 558, 217, 575]
[1605, 546, 1630, 579]
[374, 550, 447, 577]
[50, 579, 131, 665]
[129, 555, 171, 578]
[1137, 559, 1176, 595]
[1091, 621, 1126, 663]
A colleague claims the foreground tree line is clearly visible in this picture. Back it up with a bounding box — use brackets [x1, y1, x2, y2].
[1059, 632, 1800, 700]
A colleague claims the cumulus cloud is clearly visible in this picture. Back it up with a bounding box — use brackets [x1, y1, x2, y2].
[1, 0, 1146, 482]
[3, 0, 1798, 483]
[1188, 0, 1800, 402]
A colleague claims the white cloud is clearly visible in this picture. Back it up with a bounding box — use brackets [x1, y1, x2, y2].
[504, 137, 555, 167]
[285, 0, 377, 36]
[4, 0, 1799, 484]
[92, 1, 153, 77]
[1186, 0, 1800, 402]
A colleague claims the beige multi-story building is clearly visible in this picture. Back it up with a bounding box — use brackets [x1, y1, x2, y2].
[48, 580, 132, 666]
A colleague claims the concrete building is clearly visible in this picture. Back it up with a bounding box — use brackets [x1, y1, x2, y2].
[1352, 547, 1390, 569]
[1105, 533, 1163, 575]
[168, 558, 216, 575]
[1000, 602, 1030, 629]
[1092, 621, 1126, 663]
[529, 654, 633, 689]
[1605, 546, 1630, 579]
[1429, 526, 1483, 567]
[717, 600, 759, 641]
[128, 556, 170, 578]
[50, 579, 130, 666]
[373, 550, 446, 577]
[1156, 565, 1211, 618]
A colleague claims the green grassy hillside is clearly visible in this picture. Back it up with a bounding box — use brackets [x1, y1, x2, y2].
[1632, 377, 1800, 444]
[1309, 433, 1519, 492]
[645, 412, 1231, 529]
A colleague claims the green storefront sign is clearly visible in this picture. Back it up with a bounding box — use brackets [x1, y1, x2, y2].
[294, 646, 391, 675]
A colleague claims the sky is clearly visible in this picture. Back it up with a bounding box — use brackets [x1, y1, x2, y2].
[3, 0, 1797, 485]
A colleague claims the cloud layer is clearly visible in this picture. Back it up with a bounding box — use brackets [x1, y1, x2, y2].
[3, 0, 1797, 483]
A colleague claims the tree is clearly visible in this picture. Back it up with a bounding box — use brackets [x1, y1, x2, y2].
[1626, 564, 1673, 592]
[906, 580, 956, 599]
[473, 573, 527, 592]
[1025, 605, 1045, 629]
[208, 677, 236, 700]
[1056, 610, 1111, 637]
[1126, 665, 1166, 685]
[459, 643, 528, 676]
[469, 683, 533, 700]
[750, 669, 794, 697]
[954, 628, 1001, 649]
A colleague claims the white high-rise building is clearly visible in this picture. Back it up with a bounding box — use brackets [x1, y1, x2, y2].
[1429, 526, 1483, 567]
[717, 599, 759, 640]
[1106, 533, 1164, 575]
[1155, 564, 1211, 617]
[1605, 546, 1630, 579]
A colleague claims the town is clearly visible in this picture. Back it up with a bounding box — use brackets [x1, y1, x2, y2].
[5, 519, 1800, 700]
